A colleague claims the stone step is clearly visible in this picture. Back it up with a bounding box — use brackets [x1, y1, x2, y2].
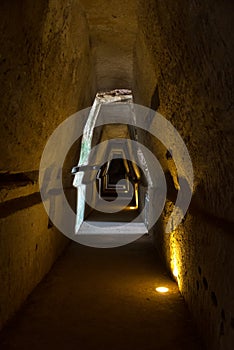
[78, 220, 148, 234]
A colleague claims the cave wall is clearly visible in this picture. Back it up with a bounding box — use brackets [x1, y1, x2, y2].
[1, 0, 234, 347]
[79, 0, 138, 91]
[0, 0, 95, 329]
[134, 1, 234, 349]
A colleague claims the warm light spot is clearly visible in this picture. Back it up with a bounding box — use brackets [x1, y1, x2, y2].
[169, 232, 180, 283]
[128, 183, 139, 210]
[156, 287, 169, 293]
[173, 266, 179, 278]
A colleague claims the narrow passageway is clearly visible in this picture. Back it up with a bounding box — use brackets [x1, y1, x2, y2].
[1, 1, 233, 349]
[0, 235, 203, 350]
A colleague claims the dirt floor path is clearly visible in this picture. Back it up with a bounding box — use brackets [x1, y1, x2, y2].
[0, 235, 204, 350]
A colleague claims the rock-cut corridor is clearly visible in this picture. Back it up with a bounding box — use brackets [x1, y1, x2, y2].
[0, 1, 234, 350]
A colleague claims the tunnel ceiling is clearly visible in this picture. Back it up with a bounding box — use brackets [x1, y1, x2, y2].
[79, 0, 138, 91]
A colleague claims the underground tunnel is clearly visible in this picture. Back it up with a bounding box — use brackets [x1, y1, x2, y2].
[0, 1, 234, 349]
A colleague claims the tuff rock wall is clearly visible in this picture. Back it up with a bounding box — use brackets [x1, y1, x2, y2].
[0, 0, 95, 329]
[133, 1, 234, 349]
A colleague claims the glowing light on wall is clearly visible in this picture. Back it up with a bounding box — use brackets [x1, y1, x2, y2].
[169, 232, 180, 283]
[129, 183, 139, 210]
[173, 265, 179, 278]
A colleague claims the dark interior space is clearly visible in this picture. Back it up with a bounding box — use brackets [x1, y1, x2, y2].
[0, 1, 234, 349]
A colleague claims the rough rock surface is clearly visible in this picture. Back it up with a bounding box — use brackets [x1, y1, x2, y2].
[0, 0, 94, 329]
[1, 1, 234, 349]
[134, 1, 234, 349]
[80, 0, 138, 91]
[0, 0, 95, 172]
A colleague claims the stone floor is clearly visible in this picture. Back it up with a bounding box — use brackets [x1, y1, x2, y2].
[0, 235, 205, 350]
